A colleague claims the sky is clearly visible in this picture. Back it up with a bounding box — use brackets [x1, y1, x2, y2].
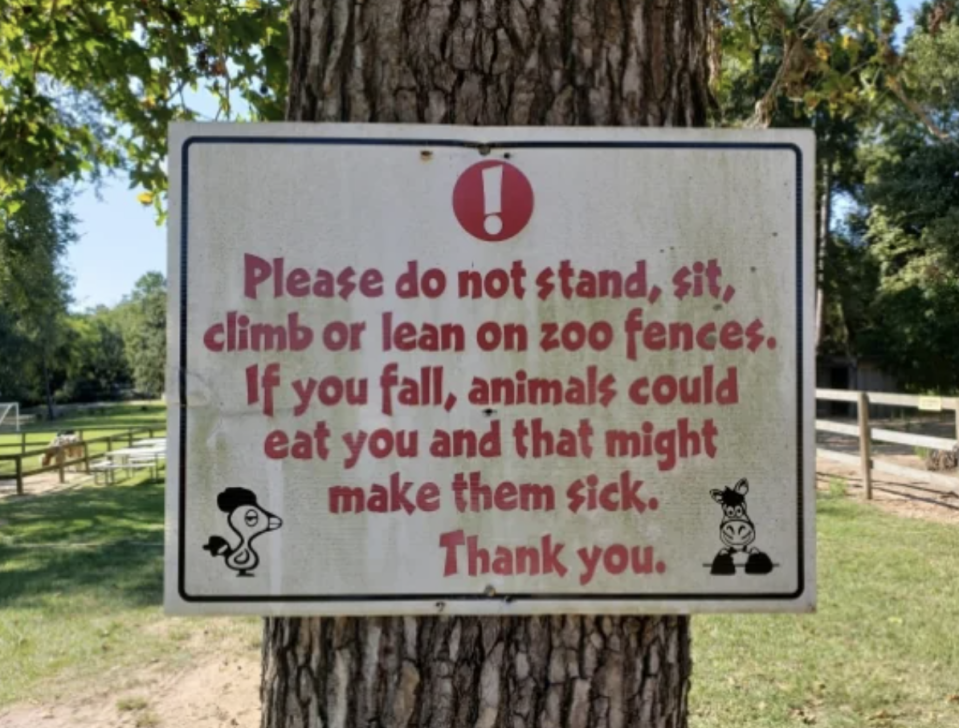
[66, 1, 925, 311]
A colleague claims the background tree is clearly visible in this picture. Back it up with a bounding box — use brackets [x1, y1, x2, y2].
[115, 272, 168, 398]
[714, 0, 896, 349]
[260, 2, 713, 727]
[62, 307, 131, 402]
[827, 4, 959, 391]
[0, 182, 75, 417]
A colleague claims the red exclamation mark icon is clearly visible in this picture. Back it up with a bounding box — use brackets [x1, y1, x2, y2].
[481, 165, 503, 235]
[453, 159, 534, 242]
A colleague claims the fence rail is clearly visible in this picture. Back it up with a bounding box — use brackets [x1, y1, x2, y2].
[816, 388, 959, 500]
[0, 426, 164, 496]
[0, 425, 164, 454]
[817, 388, 959, 410]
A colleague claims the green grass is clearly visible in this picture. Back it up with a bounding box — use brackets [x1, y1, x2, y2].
[692, 493, 959, 728]
[0, 471, 258, 707]
[1, 403, 166, 437]
[827, 476, 848, 499]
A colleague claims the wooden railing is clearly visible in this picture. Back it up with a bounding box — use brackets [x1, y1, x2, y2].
[816, 389, 959, 499]
[0, 426, 164, 496]
[0, 425, 162, 455]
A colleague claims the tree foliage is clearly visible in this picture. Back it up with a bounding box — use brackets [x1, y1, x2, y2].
[0, 0, 287, 216]
[62, 307, 131, 402]
[831, 7, 959, 391]
[0, 194, 166, 405]
[0, 181, 75, 412]
[116, 272, 167, 398]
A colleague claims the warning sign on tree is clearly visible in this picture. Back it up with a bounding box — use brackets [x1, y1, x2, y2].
[165, 123, 816, 615]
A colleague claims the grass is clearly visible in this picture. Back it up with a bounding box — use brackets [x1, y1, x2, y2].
[0, 403, 166, 437]
[0, 470, 258, 708]
[692, 493, 959, 728]
[826, 476, 848, 499]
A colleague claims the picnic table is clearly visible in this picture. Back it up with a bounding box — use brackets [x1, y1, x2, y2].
[91, 444, 167, 485]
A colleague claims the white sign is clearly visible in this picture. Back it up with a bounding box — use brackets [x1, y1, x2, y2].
[165, 123, 815, 615]
[918, 396, 942, 412]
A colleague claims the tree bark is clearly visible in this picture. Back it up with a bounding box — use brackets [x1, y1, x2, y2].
[265, 2, 710, 726]
[263, 616, 692, 728]
[286, 0, 709, 127]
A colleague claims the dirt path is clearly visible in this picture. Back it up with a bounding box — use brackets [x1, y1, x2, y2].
[0, 646, 260, 728]
[816, 415, 959, 525]
[0, 469, 94, 501]
[816, 459, 959, 525]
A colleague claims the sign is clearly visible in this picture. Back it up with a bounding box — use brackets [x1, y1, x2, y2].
[918, 396, 943, 412]
[165, 124, 815, 615]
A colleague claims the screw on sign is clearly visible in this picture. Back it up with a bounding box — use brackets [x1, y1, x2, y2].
[452, 160, 534, 242]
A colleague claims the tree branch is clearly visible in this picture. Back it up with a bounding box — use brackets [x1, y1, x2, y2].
[886, 75, 958, 145]
[745, 0, 847, 128]
[31, 0, 60, 82]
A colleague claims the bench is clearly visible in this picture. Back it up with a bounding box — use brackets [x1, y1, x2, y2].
[126, 453, 165, 480]
[90, 456, 164, 485]
[90, 461, 127, 486]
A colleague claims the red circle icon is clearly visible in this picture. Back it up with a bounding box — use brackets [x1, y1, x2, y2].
[452, 160, 534, 242]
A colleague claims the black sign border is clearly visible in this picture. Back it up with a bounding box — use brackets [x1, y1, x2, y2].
[177, 136, 807, 604]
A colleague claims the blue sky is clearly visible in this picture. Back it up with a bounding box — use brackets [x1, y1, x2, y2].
[66, 1, 924, 311]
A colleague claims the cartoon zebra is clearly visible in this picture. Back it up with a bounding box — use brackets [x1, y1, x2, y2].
[709, 478, 774, 575]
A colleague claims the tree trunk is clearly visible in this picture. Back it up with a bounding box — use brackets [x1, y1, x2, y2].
[265, 2, 710, 726]
[42, 350, 55, 421]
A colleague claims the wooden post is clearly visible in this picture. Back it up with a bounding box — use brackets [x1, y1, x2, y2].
[127, 429, 134, 447]
[56, 447, 65, 484]
[858, 391, 873, 499]
[20, 432, 26, 455]
[15, 456, 23, 496]
[82, 441, 90, 474]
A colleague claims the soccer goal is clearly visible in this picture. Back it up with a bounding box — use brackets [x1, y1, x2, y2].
[0, 403, 20, 432]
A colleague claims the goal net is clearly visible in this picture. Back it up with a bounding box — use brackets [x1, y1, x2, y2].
[0, 403, 20, 432]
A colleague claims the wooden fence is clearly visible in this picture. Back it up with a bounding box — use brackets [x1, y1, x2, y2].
[0, 426, 164, 496]
[0, 425, 160, 455]
[816, 388, 959, 499]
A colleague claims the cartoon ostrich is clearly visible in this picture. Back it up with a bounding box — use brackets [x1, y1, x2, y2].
[203, 487, 282, 577]
[709, 478, 774, 575]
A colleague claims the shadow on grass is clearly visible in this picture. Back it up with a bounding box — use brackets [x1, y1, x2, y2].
[815, 491, 862, 520]
[0, 478, 164, 609]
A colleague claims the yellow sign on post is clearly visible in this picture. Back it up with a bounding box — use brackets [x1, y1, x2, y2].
[918, 396, 943, 412]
